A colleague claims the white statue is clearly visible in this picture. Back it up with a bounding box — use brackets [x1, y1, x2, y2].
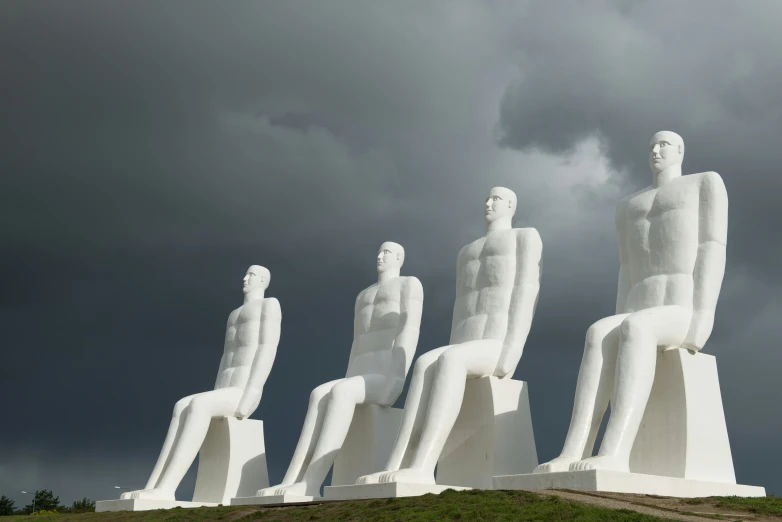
[535, 131, 728, 474]
[258, 242, 423, 498]
[123, 266, 281, 501]
[358, 187, 542, 486]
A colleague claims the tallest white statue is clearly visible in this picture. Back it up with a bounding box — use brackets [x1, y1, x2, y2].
[535, 131, 729, 474]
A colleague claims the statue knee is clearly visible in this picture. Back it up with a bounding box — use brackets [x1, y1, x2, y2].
[173, 397, 191, 417]
[186, 396, 211, 416]
[437, 351, 463, 372]
[620, 317, 648, 344]
[413, 352, 437, 376]
[309, 384, 332, 405]
[329, 382, 358, 404]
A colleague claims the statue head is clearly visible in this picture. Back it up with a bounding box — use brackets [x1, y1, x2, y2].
[243, 265, 270, 294]
[649, 131, 684, 175]
[485, 186, 517, 223]
[377, 242, 405, 274]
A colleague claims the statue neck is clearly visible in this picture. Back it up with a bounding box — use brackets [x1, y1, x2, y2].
[653, 165, 682, 188]
[486, 217, 512, 234]
[243, 288, 266, 304]
[378, 269, 400, 284]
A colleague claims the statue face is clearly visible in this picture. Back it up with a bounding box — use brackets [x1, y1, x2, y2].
[484, 186, 516, 223]
[649, 131, 684, 174]
[377, 242, 404, 273]
[243, 265, 269, 293]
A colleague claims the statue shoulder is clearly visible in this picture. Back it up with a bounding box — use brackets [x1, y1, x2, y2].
[400, 276, 424, 300]
[514, 227, 542, 255]
[695, 171, 727, 195]
[262, 297, 281, 317]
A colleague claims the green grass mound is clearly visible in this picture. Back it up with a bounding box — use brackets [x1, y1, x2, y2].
[5, 490, 667, 521]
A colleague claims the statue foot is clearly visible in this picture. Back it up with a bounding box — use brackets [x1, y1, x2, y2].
[533, 455, 581, 474]
[128, 488, 175, 501]
[378, 468, 435, 485]
[256, 484, 287, 497]
[270, 482, 312, 497]
[356, 471, 387, 485]
[569, 454, 629, 473]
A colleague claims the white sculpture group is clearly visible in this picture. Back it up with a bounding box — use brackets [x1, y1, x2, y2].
[97, 131, 764, 512]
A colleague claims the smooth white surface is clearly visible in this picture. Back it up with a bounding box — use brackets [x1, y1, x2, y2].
[494, 470, 765, 498]
[192, 418, 269, 504]
[95, 499, 217, 512]
[232, 494, 314, 505]
[357, 188, 542, 487]
[436, 377, 537, 489]
[536, 132, 732, 476]
[629, 348, 735, 482]
[331, 404, 404, 486]
[324, 482, 468, 501]
[258, 243, 423, 498]
[120, 266, 281, 502]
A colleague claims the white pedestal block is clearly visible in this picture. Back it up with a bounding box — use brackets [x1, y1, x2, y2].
[330, 404, 404, 486]
[629, 348, 735, 481]
[96, 499, 218, 512]
[496, 349, 765, 498]
[192, 418, 269, 504]
[97, 417, 268, 512]
[233, 405, 402, 506]
[493, 470, 765, 498]
[436, 377, 537, 489]
[324, 482, 468, 501]
[230, 494, 314, 506]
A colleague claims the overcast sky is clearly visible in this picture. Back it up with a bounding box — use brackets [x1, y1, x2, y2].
[2, 0, 781, 505]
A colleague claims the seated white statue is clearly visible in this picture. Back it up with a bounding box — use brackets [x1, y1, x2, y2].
[535, 131, 728, 474]
[123, 266, 281, 501]
[358, 187, 542, 486]
[258, 242, 423, 498]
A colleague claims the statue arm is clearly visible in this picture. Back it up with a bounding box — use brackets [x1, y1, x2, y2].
[448, 245, 468, 344]
[345, 292, 364, 369]
[235, 299, 282, 419]
[615, 200, 631, 314]
[684, 172, 728, 350]
[214, 314, 234, 389]
[386, 277, 424, 402]
[496, 229, 542, 377]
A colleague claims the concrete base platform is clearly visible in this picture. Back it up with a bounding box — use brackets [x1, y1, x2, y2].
[231, 494, 316, 505]
[324, 482, 469, 500]
[96, 499, 218, 512]
[493, 470, 766, 498]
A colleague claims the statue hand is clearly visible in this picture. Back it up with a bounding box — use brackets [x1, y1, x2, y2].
[683, 311, 714, 351]
[235, 391, 261, 420]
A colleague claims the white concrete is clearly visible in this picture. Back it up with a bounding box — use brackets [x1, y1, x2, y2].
[324, 482, 468, 501]
[96, 499, 218, 512]
[629, 348, 735, 482]
[436, 377, 537, 489]
[494, 470, 765, 498]
[356, 188, 542, 488]
[256, 243, 423, 500]
[232, 404, 403, 505]
[331, 405, 404, 486]
[114, 266, 280, 504]
[231, 494, 313, 505]
[535, 132, 736, 477]
[192, 418, 269, 504]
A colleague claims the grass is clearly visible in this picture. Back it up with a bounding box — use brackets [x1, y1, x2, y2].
[2, 490, 667, 521]
[711, 494, 782, 516]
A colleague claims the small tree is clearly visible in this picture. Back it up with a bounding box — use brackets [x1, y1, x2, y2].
[70, 497, 95, 513]
[23, 490, 59, 514]
[0, 495, 15, 516]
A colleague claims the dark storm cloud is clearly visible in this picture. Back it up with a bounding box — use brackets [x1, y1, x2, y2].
[1, 0, 781, 505]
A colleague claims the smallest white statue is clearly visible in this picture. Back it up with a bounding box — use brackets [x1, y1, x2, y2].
[123, 266, 281, 501]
